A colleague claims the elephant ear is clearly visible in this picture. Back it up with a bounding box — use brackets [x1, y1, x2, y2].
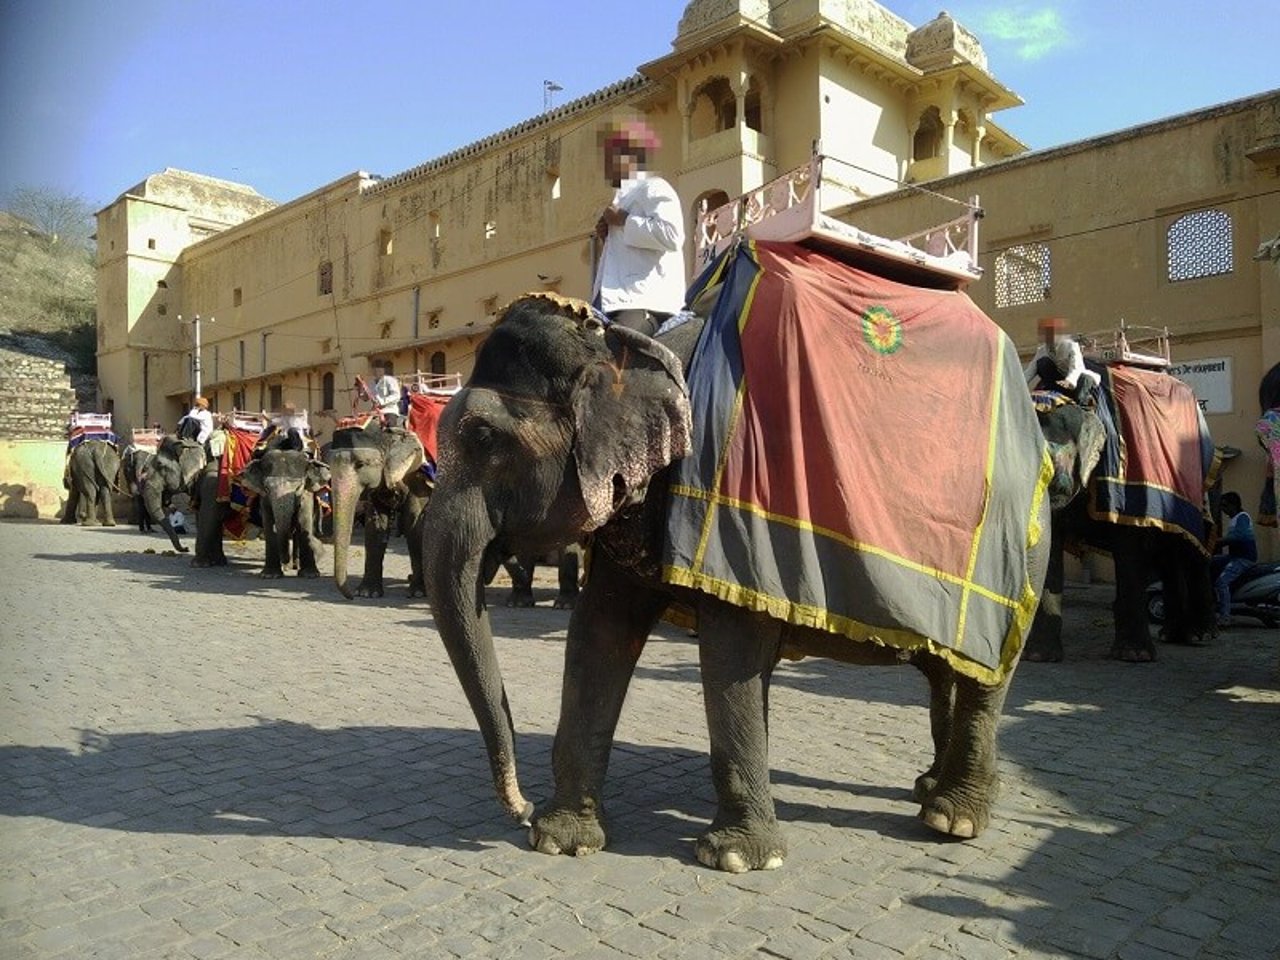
[571, 323, 692, 531]
[305, 459, 332, 492]
[238, 459, 266, 497]
[1042, 404, 1107, 511]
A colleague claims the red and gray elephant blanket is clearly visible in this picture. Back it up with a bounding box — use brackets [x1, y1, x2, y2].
[661, 241, 1051, 685]
[1086, 364, 1216, 553]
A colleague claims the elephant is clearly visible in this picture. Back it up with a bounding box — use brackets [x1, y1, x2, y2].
[139, 435, 219, 559]
[328, 421, 430, 599]
[501, 545, 582, 609]
[1024, 386, 1216, 663]
[64, 439, 121, 526]
[238, 443, 331, 579]
[422, 285, 1050, 873]
[120, 444, 156, 531]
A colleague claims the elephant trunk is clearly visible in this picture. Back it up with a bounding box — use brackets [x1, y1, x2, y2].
[423, 489, 532, 826]
[143, 476, 183, 551]
[330, 470, 359, 599]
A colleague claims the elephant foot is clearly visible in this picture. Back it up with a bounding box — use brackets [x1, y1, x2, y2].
[1020, 647, 1063, 663]
[505, 591, 535, 608]
[354, 581, 385, 598]
[260, 569, 285, 579]
[1110, 644, 1157, 662]
[103, 520, 116, 527]
[529, 806, 605, 858]
[190, 556, 228, 568]
[912, 768, 940, 803]
[552, 594, 576, 610]
[298, 567, 321, 580]
[694, 820, 787, 873]
[919, 788, 992, 840]
[406, 579, 426, 599]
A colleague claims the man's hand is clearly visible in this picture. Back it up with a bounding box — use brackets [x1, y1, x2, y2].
[601, 204, 628, 227]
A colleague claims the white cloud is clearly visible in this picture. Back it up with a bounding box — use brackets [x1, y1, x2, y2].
[976, 6, 1072, 61]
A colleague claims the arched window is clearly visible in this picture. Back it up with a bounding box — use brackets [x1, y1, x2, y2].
[690, 77, 735, 139]
[322, 372, 335, 411]
[995, 243, 1052, 308]
[430, 351, 446, 375]
[1167, 209, 1232, 282]
[913, 107, 943, 161]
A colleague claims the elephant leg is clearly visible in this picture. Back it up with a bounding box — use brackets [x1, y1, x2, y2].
[553, 547, 580, 610]
[530, 555, 666, 859]
[295, 496, 321, 578]
[693, 600, 787, 873]
[259, 497, 285, 578]
[1157, 541, 1214, 645]
[915, 665, 1012, 839]
[356, 504, 391, 597]
[912, 655, 956, 801]
[503, 556, 535, 607]
[402, 490, 428, 597]
[97, 481, 117, 526]
[191, 474, 227, 568]
[75, 475, 95, 525]
[1112, 538, 1156, 661]
[61, 484, 78, 524]
[1023, 516, 1065, 662]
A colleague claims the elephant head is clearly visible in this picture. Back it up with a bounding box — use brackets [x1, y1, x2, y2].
[240, 446, 331, 578]
[422, 294, 691, 823]
[140, 436, 207, 552]
[327, 421, 425, 598]
[1038, 402, 1106, 512]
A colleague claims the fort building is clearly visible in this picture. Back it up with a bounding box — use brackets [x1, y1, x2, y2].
[94, 0, 1279, 555]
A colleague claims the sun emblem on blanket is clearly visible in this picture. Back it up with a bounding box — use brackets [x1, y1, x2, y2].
[861, 306, 903, 355]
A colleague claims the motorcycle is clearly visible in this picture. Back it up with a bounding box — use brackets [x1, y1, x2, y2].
[1147, 561, 1280, 629]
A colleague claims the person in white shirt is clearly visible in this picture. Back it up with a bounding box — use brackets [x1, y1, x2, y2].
[1023, 317, 1100, 404]
[591, 119, 686, 337]
[167, 507, 187, 534]
[178, 396, 214, 444]
[370, 363, 402, 425]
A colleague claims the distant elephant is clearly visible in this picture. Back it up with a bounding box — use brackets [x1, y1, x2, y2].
[502, 545, 582, 609]
[139, 435, 216, 558]
[423, 277, 1050, 872]
[64, 439, 121, 526]
[239, 444, 331, 579]
[121, 444, 155, 531]
[1025, 381, 1216, 663]
[328, 421, 429, 598]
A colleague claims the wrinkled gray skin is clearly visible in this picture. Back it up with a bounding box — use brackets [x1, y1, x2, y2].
[422, 296, 1048, 872]
[502, 545, 582, 609]
[64, 439, 121, 525]
[239, 447, 331, 579]
[327, 422, 429, 599]
[121, 445, 155, 531]
[139, 436, 213, 557]
[1025, 402, 1215, 663]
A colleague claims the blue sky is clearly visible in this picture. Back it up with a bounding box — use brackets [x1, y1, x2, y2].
[1, 0, 1276, 210]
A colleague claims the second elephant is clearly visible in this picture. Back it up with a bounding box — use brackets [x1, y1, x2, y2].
[65, 439, 122, 526]
[328, 421, 429, 598]
[238, 443, 331, 579]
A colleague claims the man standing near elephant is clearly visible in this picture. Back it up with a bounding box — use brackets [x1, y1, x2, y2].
[1213, 491, 1257, 628]
[591, 118, 686, 337]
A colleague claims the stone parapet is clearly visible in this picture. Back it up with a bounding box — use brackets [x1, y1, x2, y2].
[0, 348, 78, 440]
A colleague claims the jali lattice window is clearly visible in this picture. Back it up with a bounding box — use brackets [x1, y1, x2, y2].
[318, 260, 334, 295]
[994, 243, 1051, 308]
[1167, 209, 1232, 282]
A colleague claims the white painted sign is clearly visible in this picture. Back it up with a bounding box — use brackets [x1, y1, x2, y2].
[1168, 357, 1233, 414]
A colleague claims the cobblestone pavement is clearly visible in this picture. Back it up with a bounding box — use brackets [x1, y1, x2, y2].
[1, 520, 1278, 960]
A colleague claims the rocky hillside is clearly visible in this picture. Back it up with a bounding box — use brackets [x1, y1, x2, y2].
[0, 211, 97, 407]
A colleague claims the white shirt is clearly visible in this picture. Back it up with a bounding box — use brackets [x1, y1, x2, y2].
[594, 172, 687, 316]
[371, 375, 401, 414]
[186, 407, 214, 444]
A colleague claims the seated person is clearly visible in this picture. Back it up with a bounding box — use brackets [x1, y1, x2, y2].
[1024, 318, 1100, 404]
[168, 507, 188, 534]
[177, 396, 214, 443]
[257, 402, 311, 453]
[1211, 491, 1257, 627]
